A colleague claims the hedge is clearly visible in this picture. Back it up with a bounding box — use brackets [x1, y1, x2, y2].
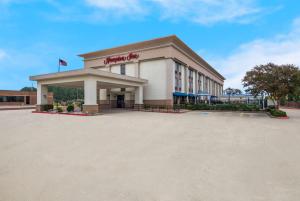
[180, 103, 260, 111]
[269, 109, 287, 117]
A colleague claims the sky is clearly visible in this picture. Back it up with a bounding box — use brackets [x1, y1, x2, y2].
[0, 0, 300, 90]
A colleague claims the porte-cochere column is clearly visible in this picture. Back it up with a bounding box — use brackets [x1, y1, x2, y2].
[134, 85, 144, 110]
[83, 77, 99, 114]
[36, 82, 48, 112]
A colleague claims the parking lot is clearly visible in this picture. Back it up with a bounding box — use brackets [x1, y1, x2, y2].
[0, 109, 299, 201]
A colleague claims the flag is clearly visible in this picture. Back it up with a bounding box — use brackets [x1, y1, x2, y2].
[59, 59, 68, 66]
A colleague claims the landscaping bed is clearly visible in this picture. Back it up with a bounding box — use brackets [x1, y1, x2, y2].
[267, 109, 288, 119]
[177, 103, 260, 112]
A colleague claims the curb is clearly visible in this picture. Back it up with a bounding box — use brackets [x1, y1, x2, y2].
[266, 112, 289, 119]
[32, 111, 92, 116]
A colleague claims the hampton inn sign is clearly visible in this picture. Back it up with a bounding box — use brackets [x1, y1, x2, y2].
[104, 53, 139, 65]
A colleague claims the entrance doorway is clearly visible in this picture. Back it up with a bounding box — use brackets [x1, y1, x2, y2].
[26, 96, 30, 104]
[117, 95, 125, 108]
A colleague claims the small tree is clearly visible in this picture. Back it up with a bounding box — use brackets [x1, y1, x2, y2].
[242, 63, 300, 109]
[20, 87, 37, 91]
[224, 87, 242, 103]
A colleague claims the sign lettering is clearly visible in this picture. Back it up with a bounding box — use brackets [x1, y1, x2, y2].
[104, 53, 139, 65]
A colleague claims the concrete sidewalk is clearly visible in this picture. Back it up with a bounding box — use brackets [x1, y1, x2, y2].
[0, 110, 299, 201]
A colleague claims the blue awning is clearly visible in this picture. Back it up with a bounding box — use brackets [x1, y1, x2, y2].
[173, 92, 187, 97]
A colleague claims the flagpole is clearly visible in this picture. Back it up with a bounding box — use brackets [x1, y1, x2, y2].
[58, 58, 60, 72]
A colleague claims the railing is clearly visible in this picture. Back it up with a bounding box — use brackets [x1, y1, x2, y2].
[133, 104, 181, 113]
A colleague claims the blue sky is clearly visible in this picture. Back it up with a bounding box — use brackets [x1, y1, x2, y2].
[0, 0, 300, 90]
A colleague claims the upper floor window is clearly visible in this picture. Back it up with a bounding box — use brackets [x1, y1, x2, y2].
[120, 64, 126, 75]
[198, 73, 202, 93]
[174, 63, 182, 91]
[205, 77, 209, 93]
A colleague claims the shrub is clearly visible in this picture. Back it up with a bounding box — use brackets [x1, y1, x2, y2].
[270, 109, 287, 117]
[41, 104, 53, 111]
[67, 104, 74, 112]
[215, 104, 238, 111]
[173, 104, 181, 111]
[159, 105, 166, 109]
[268, 105, 276, 110]
[144, 104, 150, 109]
[57, 107, 63, 113]
[188, 104, 211, 110]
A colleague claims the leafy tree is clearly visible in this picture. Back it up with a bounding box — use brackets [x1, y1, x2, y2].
[20, 86, 84, 102]
[224, 87, 243, 102]
[242, 63, 300, 108]
[20, 87, 37, 91]
[289, 71, 300, 101]
[48, 86, 84, 102]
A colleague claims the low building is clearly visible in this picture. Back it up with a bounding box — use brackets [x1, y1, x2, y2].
[30, 35, 225, 113]
[0, 90, 53, 106]
[219, 94, 263, 104]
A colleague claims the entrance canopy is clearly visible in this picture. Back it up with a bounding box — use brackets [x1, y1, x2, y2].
[30, 69, 148, 113]
[30, 68, 147, 88]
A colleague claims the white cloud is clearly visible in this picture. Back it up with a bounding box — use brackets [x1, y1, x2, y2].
[85, 0, 146, 16]
[83, 0, 267, 25]
[151, 0, 261, 25]
[209, 17, 300, 89]
[0, 49, 7, 60]
[0, 0, 13, 4]
[0, 0, 32, 4]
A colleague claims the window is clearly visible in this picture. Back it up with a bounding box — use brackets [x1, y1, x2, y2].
[205, 77, 209, 93]
[174, 63, 182, 91]
[188, 69, 193, 93]
[198, 74, 202, 93]
[120, 64, 126, 75]
[0, 96, 24, 102]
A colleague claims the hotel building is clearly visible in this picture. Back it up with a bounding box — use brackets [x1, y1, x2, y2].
[30, 35, 225, 113]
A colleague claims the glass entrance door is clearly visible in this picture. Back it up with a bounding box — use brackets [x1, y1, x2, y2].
[117, 95, 125, 108]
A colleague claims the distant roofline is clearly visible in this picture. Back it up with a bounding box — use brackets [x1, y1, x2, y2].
[0, 90, 33, 92]
[0, 90, 37, 95]
[78, 35, 225, 80]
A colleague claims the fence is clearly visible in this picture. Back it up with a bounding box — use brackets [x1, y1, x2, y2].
[133, 104, 181, 113]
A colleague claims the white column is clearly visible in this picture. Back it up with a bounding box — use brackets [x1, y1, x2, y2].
[99, 89, 107, 101]
[84, 77, 97, 105]
[37, 82, 48, 105]
[134, 86, 143, 104]
[134, 62, 140, 78]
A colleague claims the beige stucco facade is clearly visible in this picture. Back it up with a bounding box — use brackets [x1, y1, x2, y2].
[30, 35, 225, 113]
